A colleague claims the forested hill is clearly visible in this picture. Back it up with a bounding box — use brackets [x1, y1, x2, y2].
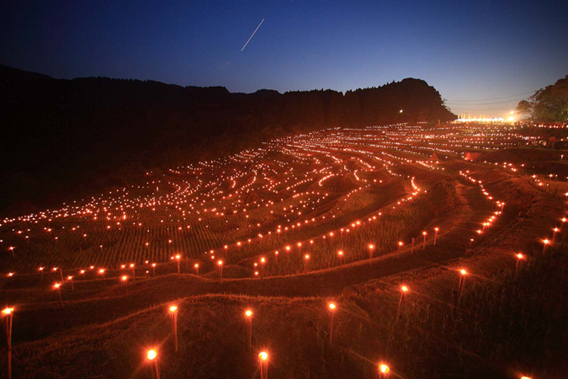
[0, 64, 455, 215]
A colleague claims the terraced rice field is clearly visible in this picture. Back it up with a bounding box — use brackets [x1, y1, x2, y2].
[1, 123, 567, 378]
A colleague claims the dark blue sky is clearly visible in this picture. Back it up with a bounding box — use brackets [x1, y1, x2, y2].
[2, 0, 567, 116]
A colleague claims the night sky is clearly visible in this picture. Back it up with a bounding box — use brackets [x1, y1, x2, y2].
[2, 0, 567, 117]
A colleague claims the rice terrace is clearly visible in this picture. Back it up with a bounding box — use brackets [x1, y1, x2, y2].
[2, 119, 568, 378]
[1, 1, 568, 378]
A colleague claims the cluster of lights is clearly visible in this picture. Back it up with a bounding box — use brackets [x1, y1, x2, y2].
[1, 122, 564, 379]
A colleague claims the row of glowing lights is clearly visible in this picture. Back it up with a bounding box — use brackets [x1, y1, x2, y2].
[5, 198, 421, 279]
[3, 153, 412, 275]
[0, 139, 496, 278]
[5, 175, 497, 285]
[2, 127, 561, 272]
[0, 126, 447, 223]
[480, 160, 567, 183]
[8, 175, 563, 280]
[460, 170, 564, 250]
[0, 126, 534, 231]
[2, 128, 562, 379]
[3, 164, 335, 240]
[4, 151, 417, 276]
[0, 172, 557, 279]
[1, 285, 535, 379]
[1, 169, 493, 279]
[5, 136, 348, 227]
[2, 122, 557, 225]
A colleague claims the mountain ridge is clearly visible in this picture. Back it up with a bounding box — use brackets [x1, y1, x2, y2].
[0, 64, 456, 215]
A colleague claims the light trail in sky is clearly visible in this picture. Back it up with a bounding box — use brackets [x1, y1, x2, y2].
[241, 18, 265, 51]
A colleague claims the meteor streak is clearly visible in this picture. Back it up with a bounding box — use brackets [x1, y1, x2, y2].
[241, 18, 265, 51]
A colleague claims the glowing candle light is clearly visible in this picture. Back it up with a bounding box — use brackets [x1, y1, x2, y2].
[457, 269, 467, 306]
[434, 227, 439, 245]
[542, 239, 550, 254]
[260, 257, 266, 278]
[258, 351, 269, 379]
[515, 253, 524, 276]
[67, 275, 74, 291]
[304, 254, 310, 273]
[130, 263, 136, 281]
[245, 309, 253, 350]
[2, 307, 14, 379]
[169, 305, 179, 352]
[396, 286, 408, 322]
[328, 302, 336, 345]
[194, 263, 200, 275]
[175, 254, 181, 275]
[379, 363, 390, 378]
[368, 244, 375, 262]
[146, 349, 160, 379]
[54, 283, 63, 308]
[53, 266, 64, 282]
[552, 228, 559, 244]
[98, 268, 107, 287]
[397, 241, 403, 258]
[218, 260, 224, 281]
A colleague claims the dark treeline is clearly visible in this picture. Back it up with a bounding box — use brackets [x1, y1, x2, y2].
[0, 64, 455, 215]
[517, 75, 568, 121]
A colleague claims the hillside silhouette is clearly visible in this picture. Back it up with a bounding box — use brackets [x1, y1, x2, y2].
[0, 64, 455, 215]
